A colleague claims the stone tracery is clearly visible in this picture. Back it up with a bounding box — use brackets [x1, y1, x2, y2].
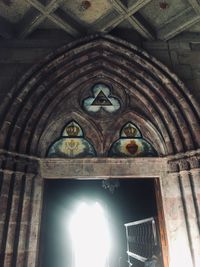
[0, 35, 199, 156]
[0, 35, 200, 267]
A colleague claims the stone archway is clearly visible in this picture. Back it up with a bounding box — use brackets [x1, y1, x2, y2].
[0, 35, 200, 267]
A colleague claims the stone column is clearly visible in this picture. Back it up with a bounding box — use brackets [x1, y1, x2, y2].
[4, 172, 24, 267]
[190, 168, 200, 229]
[0, 172, 13, 266]
[0, 171, 43, 267]
[16, 174, 34, 266]
[166, 155, 200, 267]
[161, 170, 193, 267]
[26, 175, 43, 267]
[179, 170, 200, 267]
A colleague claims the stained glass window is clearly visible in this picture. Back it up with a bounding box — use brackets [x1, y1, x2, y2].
[47, 121, 96, 158]
[83, 83, 120, 113]
[108, 122, 158, 157]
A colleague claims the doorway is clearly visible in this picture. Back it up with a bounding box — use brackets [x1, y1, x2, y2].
[39, 178, 164, 267]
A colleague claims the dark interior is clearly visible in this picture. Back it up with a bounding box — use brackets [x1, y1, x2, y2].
[39, 178, 158, 267]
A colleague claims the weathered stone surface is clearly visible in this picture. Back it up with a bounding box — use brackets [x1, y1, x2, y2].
[41, 158, 167, 178]
[0, 150, 39, 174]
[179, 52, 200, 65]
[0, 173, 12, 256]
[0, 35, 199, 157]
[0, 35, 199, 267]
[168, 151, 200, 173]
[26, 176, 43, 267]
[179, 171, 200, 267]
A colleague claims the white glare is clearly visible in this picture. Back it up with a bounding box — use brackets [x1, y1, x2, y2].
[69, 202, 111, 267]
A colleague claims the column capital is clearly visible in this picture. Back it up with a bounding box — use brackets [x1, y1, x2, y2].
[167, 151, 200, 173]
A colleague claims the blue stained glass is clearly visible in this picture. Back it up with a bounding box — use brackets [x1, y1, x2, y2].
[83, 83, 120, 113]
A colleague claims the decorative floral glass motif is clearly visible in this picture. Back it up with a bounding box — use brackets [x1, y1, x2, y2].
[47, 121, 96, 158]
[83, 83, 120, 113]
[109, 122, 158, 157]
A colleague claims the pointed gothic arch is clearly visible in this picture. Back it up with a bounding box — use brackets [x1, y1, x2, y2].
[0, 35, 200, 267]
[0, 35, 199, 157]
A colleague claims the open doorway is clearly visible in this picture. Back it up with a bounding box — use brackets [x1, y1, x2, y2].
[39, 178, 164, 267]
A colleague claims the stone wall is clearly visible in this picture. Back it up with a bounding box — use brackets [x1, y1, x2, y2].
[0, 33, 200, 267]
[0, 32, 200, 103]
[143, 33, 200, 101]
[0, 31, 72, 102]
[1, 153, 199, 267]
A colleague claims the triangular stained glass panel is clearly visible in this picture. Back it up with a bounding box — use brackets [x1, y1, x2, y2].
[91, 91, 113, 106]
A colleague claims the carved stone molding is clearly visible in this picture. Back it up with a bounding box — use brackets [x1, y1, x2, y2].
[168, 161, 180, 173]
[168, 151, 200, 173]
[0, 150, 39, 175]
[40, 157, 167, 179]
[0, 36, 199, 157]
[188, 156, 200, 169]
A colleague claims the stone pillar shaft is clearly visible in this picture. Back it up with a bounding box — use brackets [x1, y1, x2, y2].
[0, 172, 43, 267]
[16, 174, 34, 267]
[0, 173, 13, 265]
[161, 172, 193, 267]
[4, 172, 24, 267]
[179, 170, 200, 267]
[190, 169, 200, 228]
[26, 176, 43, 267]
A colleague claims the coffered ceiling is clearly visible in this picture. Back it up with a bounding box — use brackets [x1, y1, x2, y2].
[0, 0, 200, 40]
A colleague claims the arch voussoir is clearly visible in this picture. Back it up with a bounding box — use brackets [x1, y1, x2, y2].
[0, 35, 199, 157]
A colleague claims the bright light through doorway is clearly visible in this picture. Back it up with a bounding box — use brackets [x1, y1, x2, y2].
[69, 202, 111, 267]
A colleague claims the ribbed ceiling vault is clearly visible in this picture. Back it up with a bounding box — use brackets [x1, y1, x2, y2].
[0, 35, 199, 157]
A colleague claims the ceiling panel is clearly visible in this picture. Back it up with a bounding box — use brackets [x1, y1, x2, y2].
[0, 0, 199, 41]
[139, 0, 190, 29]
[61, 0, 113, 25]
[0, 0, 31, 23]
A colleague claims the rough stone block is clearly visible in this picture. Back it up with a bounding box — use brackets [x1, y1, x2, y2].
[162, 174, 180, 198]
[164, 197, 184, 220]
[186, 79, 200, 100]
[147, 50, 172, 69]
[143, 41, 168, 50]
[173, 64, 193, 80]
[16, 252, 26, 267]
[21, 198, 31, 223]
[0, 195, 8, 221]
[0, 175, 11, 194]
[170, 51, 179, 66]
[190, 42, 200, 51]
[178, 52, 200, 65]
[5, 222, 16, 252]
[191, 67, 200, 78]
[4, 252, 13, 267]
[9, 196, 20, 222]
[17, 223, 29, 251]
[0, 48, 52, 63]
